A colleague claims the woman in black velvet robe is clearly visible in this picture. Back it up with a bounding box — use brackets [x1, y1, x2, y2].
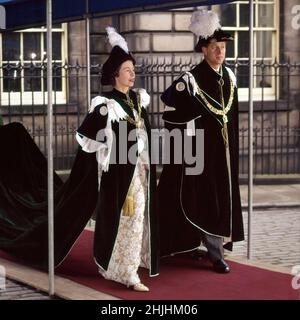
[77, 28, 159, 291]
[0, 28, 159, 291]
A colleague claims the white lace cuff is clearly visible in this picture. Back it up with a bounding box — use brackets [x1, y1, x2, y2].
[76, 132, 110, 172]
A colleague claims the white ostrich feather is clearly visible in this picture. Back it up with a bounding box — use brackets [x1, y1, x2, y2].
[189, 10, 221, 39]
[105, 26, 129, 53]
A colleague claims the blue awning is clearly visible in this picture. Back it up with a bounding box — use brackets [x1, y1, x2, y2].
[0, 0, 233, 30]
[0, 0, 86, 30]
[89, 0, 233, 16]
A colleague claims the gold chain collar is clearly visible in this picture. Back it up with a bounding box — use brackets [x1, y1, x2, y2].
[195, 71, 234, 124]
[122, 93, 143, 128]
[122, 93, 135, 109]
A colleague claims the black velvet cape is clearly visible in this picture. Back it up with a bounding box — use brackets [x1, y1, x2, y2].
[78, 89, 159, 276]
[0, 89, 159, 276]
[0, 122, 98, 268]
[158, 60, 244, 256]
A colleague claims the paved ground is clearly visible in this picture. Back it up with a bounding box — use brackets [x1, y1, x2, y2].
[1, 184, 299, 299]
[240, 184, 300, 209]
[235, 183, 300, 270]
[227, 208, 300, 269]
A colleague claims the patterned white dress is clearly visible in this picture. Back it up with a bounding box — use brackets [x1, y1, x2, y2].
[98, 121, 151, 287]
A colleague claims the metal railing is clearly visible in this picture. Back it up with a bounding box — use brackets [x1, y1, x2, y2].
[0, 59, 299, 175]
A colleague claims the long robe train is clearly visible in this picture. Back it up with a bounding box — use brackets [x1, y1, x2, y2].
[0, 122, 98, 269]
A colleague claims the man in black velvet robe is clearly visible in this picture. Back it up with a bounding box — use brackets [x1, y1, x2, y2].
[158, 10, 244, 273]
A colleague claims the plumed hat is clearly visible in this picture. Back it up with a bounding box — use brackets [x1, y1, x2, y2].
[189, 10, 234, 52]
[101, 27, 136, 85]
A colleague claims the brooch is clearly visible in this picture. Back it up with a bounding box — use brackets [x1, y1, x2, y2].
[176, 82, 185, 92]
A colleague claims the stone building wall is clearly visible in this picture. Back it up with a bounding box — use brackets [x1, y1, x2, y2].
[83, 5, 299, 174]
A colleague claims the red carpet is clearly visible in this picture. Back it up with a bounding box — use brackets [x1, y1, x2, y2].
[1, 230, 298, 300]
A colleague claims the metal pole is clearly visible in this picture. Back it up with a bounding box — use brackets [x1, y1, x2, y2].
[47, 0, 55, 296]
[86, 0, 91, 110]
[247, 0, 254, 259]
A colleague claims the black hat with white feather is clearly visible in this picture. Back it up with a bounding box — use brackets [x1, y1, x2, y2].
[189, 10, 234, 53]
[101, 27, 136, 86]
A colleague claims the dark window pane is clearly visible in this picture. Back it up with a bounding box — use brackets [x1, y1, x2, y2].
[24, 33, 41, 60]
[256, 31, 272, 58]
[240, 3, 254, 27]
[225, 39, 234, 58]
[2, 33, 20, 61]
[24, 63, 41, 91]
[257, 4, 274, 27]
[3, 63, 21, 92]
[44, 32, 62, 60]
[219, 3, 236, 27]
[53, 32, 62, 60]
[238, 31, 249, 58]
[236, 64, 249, 88]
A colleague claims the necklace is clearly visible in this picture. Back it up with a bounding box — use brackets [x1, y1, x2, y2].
[123, 93, 135, 110]
[195, 72, 234, 125]
[194, 69, 234, 147]
[122, 93, 142, 128]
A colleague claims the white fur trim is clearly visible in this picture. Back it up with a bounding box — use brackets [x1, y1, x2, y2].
[133, 88, 150, 108]
[89, 96, 108, 113]
[76, 132, 105, 153]
[182, 72, 198, 96]
[106, 99, 128, 122]
[164, 106, 176, 112]
[89, 95, 127, 122]
[189, 10, 221, 39]
[85, 95, 129, 173]
[225, 67, 237, 87]
[76, 132, 110, 173]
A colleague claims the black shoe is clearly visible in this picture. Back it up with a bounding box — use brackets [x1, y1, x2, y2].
[213, 259, 230, 273]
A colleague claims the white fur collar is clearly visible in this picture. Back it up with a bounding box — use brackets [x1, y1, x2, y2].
[133, 88, 150, 108]
[89, 95, 127, 122]
[89, 88, 150, 122]
[225, 67, 237, 87]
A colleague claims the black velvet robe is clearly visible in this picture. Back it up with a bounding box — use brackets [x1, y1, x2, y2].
[77, 89, 159, 276]
[0, 89, 159, 276]
[158, 60, 244, 256]
[0, 122, 98, 268]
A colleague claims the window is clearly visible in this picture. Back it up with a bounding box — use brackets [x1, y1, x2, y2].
[0, 24, 67, 106]
[210, 0, 278, 101]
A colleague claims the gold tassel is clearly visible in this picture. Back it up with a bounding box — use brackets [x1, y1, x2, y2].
[221, 125, 229, 148]
[122, 182, 135, 217]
